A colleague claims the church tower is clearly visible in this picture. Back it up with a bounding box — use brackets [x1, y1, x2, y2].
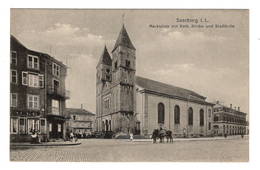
[96, 45, 112, 131]
[110, 24, 136, 133]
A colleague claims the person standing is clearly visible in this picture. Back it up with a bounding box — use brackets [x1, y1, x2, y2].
[130, 132, 134, 142]
[70, 131, 74, 142]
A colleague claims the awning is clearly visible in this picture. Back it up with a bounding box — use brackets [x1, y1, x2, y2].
[46, 114, 67, 121]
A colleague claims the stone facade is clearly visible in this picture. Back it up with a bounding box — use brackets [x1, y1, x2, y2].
[96, 25, 136, 133]
[96, 25, 214, 136]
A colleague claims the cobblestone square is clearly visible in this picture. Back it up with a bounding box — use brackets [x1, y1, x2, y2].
[10, 137, 249, 162]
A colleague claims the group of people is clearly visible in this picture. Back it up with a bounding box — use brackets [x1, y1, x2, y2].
[68, 131, 78, 142]
[152, 128, 173, 144]
[31, 130, 41, 144]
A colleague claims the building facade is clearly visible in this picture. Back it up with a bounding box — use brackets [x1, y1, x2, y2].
[212, 102, 247, 136]
[10, 35, 69, 142]
[65, 108, 95, 134]
[96, 25, 214, 136]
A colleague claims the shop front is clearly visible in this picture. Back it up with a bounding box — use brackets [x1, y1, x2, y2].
[46, 114, 66, 139]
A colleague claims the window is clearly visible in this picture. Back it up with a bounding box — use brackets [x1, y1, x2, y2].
[158, 103, 165, 124]
[39, 75, 44, 88]
[200, 109, 204, 126]
[11, 93, 17, 107]
[208, 109, 211, 117]
[11, 51, 17, 65]
[22, 72, 28, 85]
[19, 118, 26, 134]
[58, 124, 61, 132]
[188, 107, 193, 125]
[52, 63, 60, 77]
[106, 75, 110, 81]
[73, 115, 76, 120]
[28, 119, 40, 133]
[208, 122, 211, 130]
[22, 72, 44, 88]
[214, 116, 219, 121]
[52, 99, 60, 115]
[27, 94, 40, 110]
[49, 123, 52, 132]
[28, 74, 39, 87]
[126, 60, 130, 67]
[27, 55, 39, 69]
[174, 105, 180, 124]
[11, 70, 17, 84]
[114, 61, 118, 70]
[41, 119, 45, 126]
[53, 79, 60, 91]
[104, 98, 110, 109]
[10, 118, 18, 134]
[40, 119, 46, 133]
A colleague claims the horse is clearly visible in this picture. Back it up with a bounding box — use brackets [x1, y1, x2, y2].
[166, 130, 173, 143]
[152, 129, 159, 143]
[159, 128, 166, 143]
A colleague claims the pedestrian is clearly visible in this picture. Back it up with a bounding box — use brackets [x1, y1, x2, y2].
[31, 130, 37, 144]
[241, 133, 244, 139]
[70, 131, 74, 142]
[130, 132, 134, 141]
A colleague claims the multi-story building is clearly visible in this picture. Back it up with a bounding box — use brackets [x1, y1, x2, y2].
[10, 35, 69, 142]
[212, 102, 247, 136]
[65, 107, 95, 135]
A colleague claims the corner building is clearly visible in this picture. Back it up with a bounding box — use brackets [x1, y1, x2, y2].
[96, 25, 214, 136]
[212, 102, 247, 136]
[10, 35, 69, 142]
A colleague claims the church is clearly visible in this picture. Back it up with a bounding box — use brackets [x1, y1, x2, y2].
[96, 24, 214, 137]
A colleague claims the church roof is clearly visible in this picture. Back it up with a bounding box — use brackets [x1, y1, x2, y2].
[135, 76, 209, 103]
[98, 45, 112, 66]
[112, 24, 136, 52]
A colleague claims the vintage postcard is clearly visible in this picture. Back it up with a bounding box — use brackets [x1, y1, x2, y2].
[10, 9, 249, 162]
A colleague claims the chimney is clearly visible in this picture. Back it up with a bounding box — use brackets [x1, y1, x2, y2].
[81, 104, 83, 110]
[234, 106, 237, 110]
[216, 100, 219, 104]
[230, 104, 232, 108]
[238, 107, 240, 111]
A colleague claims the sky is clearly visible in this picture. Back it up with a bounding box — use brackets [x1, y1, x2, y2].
[10, 9, 249, 114]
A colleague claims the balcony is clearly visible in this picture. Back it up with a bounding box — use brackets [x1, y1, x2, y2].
[47, 86, 70, 99]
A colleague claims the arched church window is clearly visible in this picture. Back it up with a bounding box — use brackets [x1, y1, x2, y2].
[200, 109, 204, 126]
[126, 60, 130, 68]
[114, 61, 118, 70]
[174, 105, 180, 124]
[158, 103, 165, 124]
[188, 107, 193, 125]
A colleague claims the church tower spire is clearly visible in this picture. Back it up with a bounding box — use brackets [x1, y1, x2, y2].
[97, 45, 112, 66]
[112, 24, 136, 52]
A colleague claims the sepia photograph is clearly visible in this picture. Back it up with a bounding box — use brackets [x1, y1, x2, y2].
[9, 9, 249, 162]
